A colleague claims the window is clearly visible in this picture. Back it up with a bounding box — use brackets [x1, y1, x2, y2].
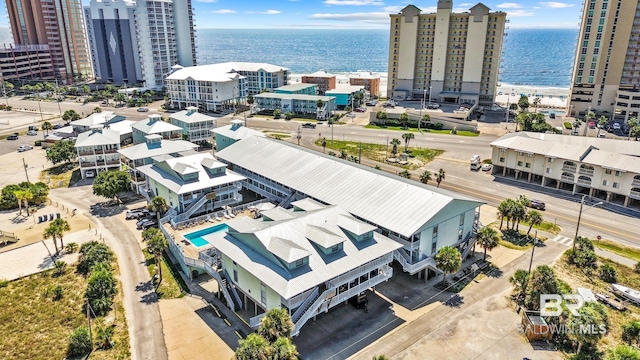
[605, 169, 612, 175]
[546, 168, 552, 174]
[431, 237, 437, 254]
[260, 282, 267, 306]
[613, 182, 620, 189]
[517, 161, 523, 166]
[432, 226, 438, 238]
[331, 244, 339, 252]
[295, 258, 304, 268]
[525, 163, 531, 168]
[602, 180, 609, 186]
[615, 171, 622, 176]
[547, 158, 554, 163]
[459, 214, 465, 226]
[500, 148, 506, 153]
[499, 157, 505, 162]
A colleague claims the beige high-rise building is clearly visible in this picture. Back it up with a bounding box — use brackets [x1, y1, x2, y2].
[568, 0, 640, 122]
[388, 2, 507, 106]
[5, 0, 92, 83]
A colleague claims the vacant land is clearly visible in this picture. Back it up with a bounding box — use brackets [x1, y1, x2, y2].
[0, 260, 130, 359]
[39, 162, 81, 189]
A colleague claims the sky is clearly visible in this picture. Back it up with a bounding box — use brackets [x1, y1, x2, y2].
[0, 0, 584, 30]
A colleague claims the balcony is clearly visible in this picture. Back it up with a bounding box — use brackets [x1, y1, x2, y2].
[579, 168, 594, 176]
[561, 174, 575, 183]
[577, 178, 592, 186]
[630, 190, 640, 200]
[632, 178, 640, 187]
[562, 164, 577, 172]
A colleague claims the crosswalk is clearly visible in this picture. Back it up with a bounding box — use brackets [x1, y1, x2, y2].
[549, 235, 573, 247]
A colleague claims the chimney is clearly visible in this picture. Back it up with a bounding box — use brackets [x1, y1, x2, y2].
[186, 106, 197, 115]
[145, 134, 162, 148]
[230, 119, 243, 130]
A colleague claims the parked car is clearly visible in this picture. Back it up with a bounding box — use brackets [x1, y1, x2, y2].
[354, 107, 366, 112]
[549, 113, 556, 119]
[426, 104, 440, 109]
[613, 122, 621, 130]
[137, 219, 157, 230]
[27, 130, 38, 136]
[85, 170, 96, 178]
[28, 126, 38, 131]
[52, 124, 63, 129]
[481, 163, 492, 172]
[17, 145, 33, 152]
[126, 209, 148, 220]
[7, 133, 18, 140]
[529, 200, 546, 210]
[137, 107, 149, 112]
[588, 121, 596, 129]
[366, 101, 377, 106]
[346, 113, 355, 118]
[301, 123, 316, 129]
[598, 131, 607, 138]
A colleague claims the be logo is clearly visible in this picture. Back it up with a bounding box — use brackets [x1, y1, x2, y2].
[540, 294, 585, 317]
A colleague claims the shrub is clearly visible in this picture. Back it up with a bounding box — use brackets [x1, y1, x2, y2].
[434, 122, 444, 130]
[621, 320, 640, 346]
[52, 285, 63, 300]
[451, 127, 458, 134]
[85, 262, 117, 316]
[599, 263, 617, 283]
[635, 261, 640, 274]
[53, 260, 67, 277]
[78, 241, 114, 275]
[564, 121, 573, 129]
[65, 242, 78, 253]
[606, 345, 640, 360]
[34, 140, 42, 146]
[67, 326, 92, 357]
[0, 279, 8, 288]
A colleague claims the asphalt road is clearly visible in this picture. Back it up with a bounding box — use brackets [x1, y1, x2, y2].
[50, 186, 168, 360]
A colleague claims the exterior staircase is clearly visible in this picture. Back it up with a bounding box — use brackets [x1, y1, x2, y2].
[174, 192, 209, 223]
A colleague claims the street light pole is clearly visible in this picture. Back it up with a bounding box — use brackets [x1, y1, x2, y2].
[573, 195, 603, 250]
[428, 86, 432, 106]
[419, 89, 427, 132]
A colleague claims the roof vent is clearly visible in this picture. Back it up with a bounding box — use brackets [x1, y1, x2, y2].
[186, 106, 198, 115]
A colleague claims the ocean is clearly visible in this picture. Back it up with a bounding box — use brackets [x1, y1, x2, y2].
[0, 27, 578, 89]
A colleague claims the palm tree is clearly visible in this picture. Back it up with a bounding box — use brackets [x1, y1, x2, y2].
[235, 333, 270, 360]
[149, 196, 168, 224]
[43, 222, 60, 253]
[372, 356, 390, 360]
[270, 337, 298, 360]
[518, 194, 530, 208]
[399, 169, 411, 179]
[258, 308, 294, 343]
[321, 138, 327, 153]
[532, 97, 541, 113]
[497, 199, 513, 229]
[399, 112, 409, 129]
[42, 121, 53, 135]
[390, 138, 401, 157]
[628, 117, 639, 140]
[511, 202, 526, 231]
[51, 218, 70, 249]
[476, 227, 499, 261]
[14, 189, 26, 216]
[147, 233, 168, 283]
[597, 116, 607, 137]
[526, 210, 543, 236]
[509, 269, 529, 303]
[401, 132, 414, 152]
[376, 111, 388, 126]
[436, 168, 446, 188]
[419, 170, 432, 184]
[435, 245, 461, 285]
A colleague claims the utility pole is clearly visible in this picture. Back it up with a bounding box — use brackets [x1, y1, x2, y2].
[359, 142, 362, 164]
[385, 136, 389, 161]
[296, 125, 301, 146]
[331, 121, 334, 146]
[55, 78, 62, 116]
[573, 195, 585, 251]
[86, 303, 93, 349]
[22, 158, 30, 183]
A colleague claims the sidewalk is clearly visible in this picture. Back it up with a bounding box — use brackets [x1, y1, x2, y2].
[594, 247, 638, 268]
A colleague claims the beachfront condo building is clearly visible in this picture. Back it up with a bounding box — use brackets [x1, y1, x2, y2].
[85, 0, 197, 89]
[350, 73, 381, 98]
[568, 0, 640, 122]
[166, 62, 289, 112]
[387, 2, 507, 106]
[5, 0, 93, 83]
[302, 71, 336, 95]
[490, 132, 640, 209]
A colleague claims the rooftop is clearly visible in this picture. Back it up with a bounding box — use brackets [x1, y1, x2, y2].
[275, 83, 317, 92]
[170, 108, 216, 124]
[137, 153, 245, 195]
[490, 132, 640, 173]
[118, 139, 198, 160]
[304, 70, 336, 78]
[210, 122, 265, 141]
[254, 93, 335, 102]
[75, 128, 120, 147]
[209, 204, 402, 299]
[326, 85, 365, 94]
[166, 62, 289, 82]
[216, 136, 483, 238]
[71, 112, 124, 128]
[132, 116, 182, 135]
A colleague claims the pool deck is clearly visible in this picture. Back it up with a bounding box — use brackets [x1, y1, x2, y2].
[167, 210, 254, 260]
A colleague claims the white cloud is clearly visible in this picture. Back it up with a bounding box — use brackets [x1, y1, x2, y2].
[496, 2, 522, 9]
[505, 9, 535, 17]
[309, 11, 389, 22]
[194, 0, 218, 3]
[539, 2, 575, 8]
[324, 0, 385, 5]
[262, 10, 281, 14]
[211, 9, 236, 14]
[383, 6, 403, 12]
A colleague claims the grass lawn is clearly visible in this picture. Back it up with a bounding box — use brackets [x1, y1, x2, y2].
[39, 162, 82, 188]
[518, 219, 561, 234]
[313, 139, 444, 167]
[494, 226, 548, 251]
[0, 262, 130, 359]
[595, 240, 640, 263]
[365, 124, 479, 136]
[143, 249, 187, 299]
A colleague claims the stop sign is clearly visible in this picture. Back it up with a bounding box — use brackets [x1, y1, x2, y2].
[597, 235, 602, 240]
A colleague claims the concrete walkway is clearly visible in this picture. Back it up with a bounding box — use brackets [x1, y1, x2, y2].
[0, 230, 96, 281]
[594, 247, 638, 268]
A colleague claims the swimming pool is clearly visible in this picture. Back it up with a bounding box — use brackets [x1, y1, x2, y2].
[184, 223, 229, 248]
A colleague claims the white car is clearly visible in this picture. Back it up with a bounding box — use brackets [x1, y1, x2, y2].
[481, 163, 493, 172]
[346, 113, 356, 118]
[17, 145, 33, 152]
[85, 170, 96, 178]
[27, 130, 38, 136]
[613, 122, 621, 130]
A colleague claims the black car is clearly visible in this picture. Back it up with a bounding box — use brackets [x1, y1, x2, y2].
[126, 209, 147, 220]
[7, 133, 18, 140]
[301, 123, 316, 129]
[136, 219, 157, 230]
[52, 124, 63, 129]
[529, 200, 546, 210]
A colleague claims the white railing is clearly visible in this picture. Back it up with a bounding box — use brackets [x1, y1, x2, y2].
[223, 269, 243, 308]
[203, 261, 236, 312]
[328, 254, 393, 288]
[249, 313, 267, 329]
[394, 249, 439, 275]
[291, 288, 319, 322]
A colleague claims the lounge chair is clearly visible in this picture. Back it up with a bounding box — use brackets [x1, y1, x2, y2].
[224, 213, 231, 219]
[207, 215, 215, 223]
[229, 211, 236, 218]
[215, 214, 222, 221]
